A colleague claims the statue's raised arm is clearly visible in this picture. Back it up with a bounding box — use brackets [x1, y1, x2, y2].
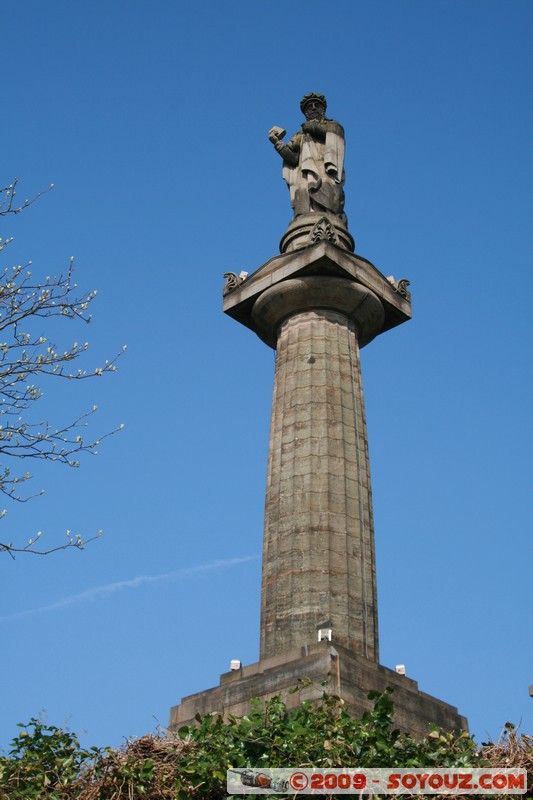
[269, 94, 351, 254]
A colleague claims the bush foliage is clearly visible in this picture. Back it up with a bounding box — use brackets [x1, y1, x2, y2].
[0, 690, 530, 799]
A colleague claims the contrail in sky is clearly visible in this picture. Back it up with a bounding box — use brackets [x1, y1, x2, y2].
[0, 554, 259, 623]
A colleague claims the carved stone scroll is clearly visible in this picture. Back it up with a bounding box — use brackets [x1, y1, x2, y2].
[393, 278, 411, 301]
[223, 272, 244, 295]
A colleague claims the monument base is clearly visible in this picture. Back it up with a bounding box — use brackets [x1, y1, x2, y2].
[168, 642, 467, 737]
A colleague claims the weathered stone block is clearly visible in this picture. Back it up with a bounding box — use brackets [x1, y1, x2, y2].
[169, 643, 467, 737]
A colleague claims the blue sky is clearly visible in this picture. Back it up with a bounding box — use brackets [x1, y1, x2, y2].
[1, 0, 531, 750]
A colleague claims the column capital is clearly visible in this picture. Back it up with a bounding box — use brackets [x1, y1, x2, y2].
[223, 241, 411, 350]
[251, 276, 384, 348]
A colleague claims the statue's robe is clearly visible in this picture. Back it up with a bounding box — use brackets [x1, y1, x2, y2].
[282, 120, 346, 220]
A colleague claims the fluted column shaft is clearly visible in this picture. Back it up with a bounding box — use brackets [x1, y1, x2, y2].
[260, 308, 378, 661]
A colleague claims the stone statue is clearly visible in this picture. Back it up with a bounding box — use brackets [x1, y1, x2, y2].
[269, 93, 347, 227]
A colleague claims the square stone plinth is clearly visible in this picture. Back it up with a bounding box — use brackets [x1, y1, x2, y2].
[169, 642, 467, 737]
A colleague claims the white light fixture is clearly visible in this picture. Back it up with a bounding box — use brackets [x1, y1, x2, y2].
[318, 628, 332, 642]
[230, 659, 242, 671]
[395, 664, 406, 676]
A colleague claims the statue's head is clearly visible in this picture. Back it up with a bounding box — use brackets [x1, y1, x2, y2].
[301, 93, 327, 120]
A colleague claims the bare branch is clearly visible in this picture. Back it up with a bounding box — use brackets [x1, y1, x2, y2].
[0, 179, 124, 556]
[0, 177, 54, 217]
[0, 530, 103, 558]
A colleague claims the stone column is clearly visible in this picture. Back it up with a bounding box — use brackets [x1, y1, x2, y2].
[168, 245, 467, 737]
[251, 276, 384, 662]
